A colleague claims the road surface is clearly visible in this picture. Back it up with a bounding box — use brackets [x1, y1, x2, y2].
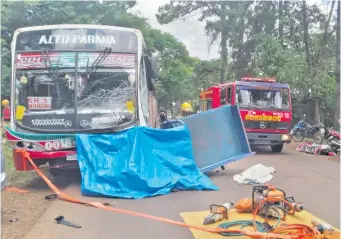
[23, 145, 340, 239]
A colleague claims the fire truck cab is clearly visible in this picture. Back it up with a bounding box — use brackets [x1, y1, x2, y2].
[199, 77, 292, 153]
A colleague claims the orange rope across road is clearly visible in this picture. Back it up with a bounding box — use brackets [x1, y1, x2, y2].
[17, 149, 318, 239]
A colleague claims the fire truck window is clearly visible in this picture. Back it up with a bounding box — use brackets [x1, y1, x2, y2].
[236, 86, 290, 110]
[220, 89, 226, 105]
[207, 100, 212, 110]
[200, 100, 206, 111]
[227, 88, 232, 104]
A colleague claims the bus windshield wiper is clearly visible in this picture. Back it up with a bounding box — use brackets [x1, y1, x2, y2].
[85, 47, 111, 78]
[42, 48, 62, 105]
[42, 48, 60, 78]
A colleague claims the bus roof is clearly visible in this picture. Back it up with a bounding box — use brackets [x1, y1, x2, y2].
[14, 24, 142, 35]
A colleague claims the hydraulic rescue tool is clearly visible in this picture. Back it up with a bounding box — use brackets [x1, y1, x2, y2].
[203, 202, 234, 225]
[235, 185, 305, 221]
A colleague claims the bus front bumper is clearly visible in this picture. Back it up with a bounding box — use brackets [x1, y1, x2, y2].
[13, 150, 78, 171]
[246, 132, 291, 146]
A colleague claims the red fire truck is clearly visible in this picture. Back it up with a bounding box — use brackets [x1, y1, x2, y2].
[199, 77, 292, 153]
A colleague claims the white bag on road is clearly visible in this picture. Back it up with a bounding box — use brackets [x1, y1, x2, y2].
[233, 163, 276, 185]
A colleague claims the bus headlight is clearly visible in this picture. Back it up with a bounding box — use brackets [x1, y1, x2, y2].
[7, 140, 47, 151]
[281, 134, 290, 141]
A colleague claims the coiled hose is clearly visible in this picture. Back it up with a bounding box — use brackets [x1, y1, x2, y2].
[218, 214, 281, 237]
[219, 220, 266, 237]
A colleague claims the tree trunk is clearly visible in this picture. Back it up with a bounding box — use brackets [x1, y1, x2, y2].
[220, 3, 228, 84]
[302, 1, 311, 72]
[334, 1, 340, 128]
[278, 0, 284, 47]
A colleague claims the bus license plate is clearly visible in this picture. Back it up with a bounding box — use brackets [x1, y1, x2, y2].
[66, 155, 77, 161]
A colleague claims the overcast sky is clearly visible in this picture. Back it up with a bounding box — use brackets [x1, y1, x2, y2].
[131, 0, 332, 60]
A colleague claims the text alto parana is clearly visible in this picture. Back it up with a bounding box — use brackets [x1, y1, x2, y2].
[38, 35, 117, 45]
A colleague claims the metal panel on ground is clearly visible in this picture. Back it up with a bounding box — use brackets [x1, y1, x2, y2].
[181, 105, 254, 173]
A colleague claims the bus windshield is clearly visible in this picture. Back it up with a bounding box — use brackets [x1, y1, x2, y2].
[236, 85, 290, 110]
[13, 28, 139, 132]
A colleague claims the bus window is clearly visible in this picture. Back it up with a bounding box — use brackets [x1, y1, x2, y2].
[227, 87, 232, 104]
[207, 100, 212, 110]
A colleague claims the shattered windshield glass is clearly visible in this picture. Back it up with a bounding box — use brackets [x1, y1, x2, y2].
[236, 85, 290, 110]
[14, 52, 137, 132]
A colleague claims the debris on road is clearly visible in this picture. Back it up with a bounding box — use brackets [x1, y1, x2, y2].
[233, 163, 276, 185]
[296, 142, 337, 156]
[103, 202, 116, 207]
[45, 194, 57, 200]
[9, 217, 19, 223]
[55, 216, 82, 229]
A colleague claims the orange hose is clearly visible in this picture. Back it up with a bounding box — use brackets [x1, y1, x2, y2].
[17, 149, 313, 239]
[252, 196, 318, 239]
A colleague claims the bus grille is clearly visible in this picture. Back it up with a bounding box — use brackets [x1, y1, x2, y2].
[243, 121, 289, 130]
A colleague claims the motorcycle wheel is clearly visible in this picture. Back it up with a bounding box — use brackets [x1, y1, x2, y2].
[293, 131, 305, 142]
[313, 132, 324, 144]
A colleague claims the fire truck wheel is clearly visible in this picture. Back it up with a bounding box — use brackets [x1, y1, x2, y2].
[271, 143, 284, 153]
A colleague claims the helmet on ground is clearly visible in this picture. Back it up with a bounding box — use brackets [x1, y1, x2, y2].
[2, 99, 9, 106]
[181, 102, 192, 112]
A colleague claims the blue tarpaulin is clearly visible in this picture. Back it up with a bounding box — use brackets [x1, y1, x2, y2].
[76, 125, 218, 199]
[181, 106, 254, 172]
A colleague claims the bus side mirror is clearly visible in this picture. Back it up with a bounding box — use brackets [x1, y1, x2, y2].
[144, 56, 159, 90]
[149, 56, 159, 79]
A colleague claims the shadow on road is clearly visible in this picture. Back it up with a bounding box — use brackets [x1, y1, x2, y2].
[250, 145, 291, 156]
[22, 168, 81, 191]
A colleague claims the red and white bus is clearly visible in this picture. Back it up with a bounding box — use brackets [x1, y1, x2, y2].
[5, 24, 158, 175]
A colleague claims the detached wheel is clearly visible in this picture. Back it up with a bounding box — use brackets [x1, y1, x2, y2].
[271, 143, 284, 153]
[313, 132, 324, 144]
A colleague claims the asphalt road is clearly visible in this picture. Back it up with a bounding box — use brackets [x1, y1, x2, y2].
[23, 145, 340, 239]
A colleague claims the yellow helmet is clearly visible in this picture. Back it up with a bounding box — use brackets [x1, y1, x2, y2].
[181, 102, 192, 112]
[2, 99, 9, 106]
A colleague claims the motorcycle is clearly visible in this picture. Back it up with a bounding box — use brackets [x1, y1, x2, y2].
[291, 114, 324, 144]
[324, 127, 340, 154]
[158, 109, 183, 129]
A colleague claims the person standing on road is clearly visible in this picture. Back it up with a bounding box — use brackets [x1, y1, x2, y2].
[176, 102, 193, 119]
[2, 99, 10, 126]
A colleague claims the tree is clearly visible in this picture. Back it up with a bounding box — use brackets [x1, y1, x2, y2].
[157, 1, 234, 83]
[334, 0, 340, 128]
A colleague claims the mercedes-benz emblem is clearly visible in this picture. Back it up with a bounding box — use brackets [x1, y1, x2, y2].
[260, 121, 267, 129]
[64, 120, 72, 127]
[80, 120, 88, 127]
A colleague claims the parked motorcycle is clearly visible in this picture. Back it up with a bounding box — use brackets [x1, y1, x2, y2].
[158, 108, 184, 129]
[291, 114, 324, 144]
[324, 127, 340, 154]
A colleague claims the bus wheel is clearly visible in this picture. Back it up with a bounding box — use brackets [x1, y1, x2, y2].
[49, 168, 67, 178]
[271, 143, 283, 153]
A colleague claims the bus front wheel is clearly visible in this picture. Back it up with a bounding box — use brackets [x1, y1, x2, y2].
[49, 168, 67, 178]
[271, 143, 283, 153]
